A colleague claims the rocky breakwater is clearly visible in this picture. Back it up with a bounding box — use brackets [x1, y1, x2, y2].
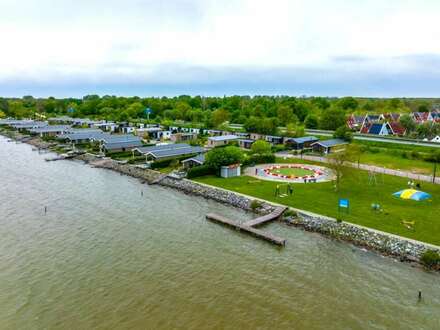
[74, 154, 275, 215]
[160, 177, 276, 214]
[285, 211, 439, 262]
[75, 154, 162, 183]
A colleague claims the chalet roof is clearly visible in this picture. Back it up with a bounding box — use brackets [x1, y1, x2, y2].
[208, 134, 238, 141]
[285, 136, 319, 144]
[146, 146, 204, 159]
[29, 125, 71, 133]
[182, 154, 206, 164]
[98, 135, 142, 144]
[134, 143, 193, 155]
[312, 139, 348, 148]
[59, 131, 108, 141]
[102, 140, 143, 150]
[368, 123, 385, 135]
[389, 122, 406, 135]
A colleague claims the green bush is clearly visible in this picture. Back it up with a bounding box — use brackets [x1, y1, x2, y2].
[243, 153, 275, 166]
[186, 165, 215, 178]
[150, 158, 173, 169]
[150, 155, 196, 169]
[272, 144, 286, 152]
[283, 209, 297, 218]
[420, 250, 440, 269]
[410, 150, 421, 160]
[250, 200, 262, 211]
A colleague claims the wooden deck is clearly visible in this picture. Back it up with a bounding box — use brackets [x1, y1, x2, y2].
[243, 207, 287, 227]
[206, 207, 287, 246]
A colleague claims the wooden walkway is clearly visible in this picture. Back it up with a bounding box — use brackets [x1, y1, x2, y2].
[206, 206, 287, 246]
[243, 207, 287, 227]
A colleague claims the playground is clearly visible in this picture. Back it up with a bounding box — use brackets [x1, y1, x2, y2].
[247, 163, 335, 183]
[195, 160, 440, 246]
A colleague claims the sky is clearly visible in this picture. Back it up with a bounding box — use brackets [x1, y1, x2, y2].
[1, 0, 440, 98]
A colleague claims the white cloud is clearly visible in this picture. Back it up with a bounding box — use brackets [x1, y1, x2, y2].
[1, 0, 440, 95]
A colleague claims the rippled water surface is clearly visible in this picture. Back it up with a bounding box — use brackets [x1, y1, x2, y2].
[0, 136, 439, 329]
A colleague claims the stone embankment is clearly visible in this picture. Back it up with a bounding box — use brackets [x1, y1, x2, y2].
[285, 212, 436, 261]
[74, 152, 438, 263]
[76, 153, 439, 263]
[75, 153, 276, 214]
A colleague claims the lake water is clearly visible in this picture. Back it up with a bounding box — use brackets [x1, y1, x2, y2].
[0, 135, 439, 329]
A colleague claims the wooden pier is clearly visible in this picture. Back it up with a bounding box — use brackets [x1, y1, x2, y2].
[243, 206, 287, 227]
[206, 206, 287, 246]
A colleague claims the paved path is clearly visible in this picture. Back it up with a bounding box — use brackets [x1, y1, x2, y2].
[276, 153, 440, 185]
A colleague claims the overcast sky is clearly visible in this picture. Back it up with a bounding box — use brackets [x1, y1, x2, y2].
[1, 0, 440, 97]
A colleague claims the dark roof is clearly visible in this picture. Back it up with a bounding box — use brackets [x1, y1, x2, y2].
[59, 132, 108, 141]
[353, 115, 365, 123]
[312, 139, 348, 148]
[103, 140, 143, 150]
[286, 136, 319, 144]
[389, 122, 405, 135]
[368, 123, 384, 135]
[99, 135, 142, 144]
[238, 139, 255, 143]
[134, 143, 193, 155]
[29, 125, 71, 133]
[182, 154, 205, 164]
[147, 146, 204, 159]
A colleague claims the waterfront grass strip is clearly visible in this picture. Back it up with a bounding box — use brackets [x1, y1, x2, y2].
[194, 167, 440, 246]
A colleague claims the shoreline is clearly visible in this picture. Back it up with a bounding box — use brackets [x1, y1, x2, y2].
[2, 132, 439, 270]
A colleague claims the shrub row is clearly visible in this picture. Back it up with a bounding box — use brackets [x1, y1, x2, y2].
[420, 250, 440, 270]
[186, 165, 216, 179]
[150, 155, 191, 169]
[243, 153, 276, 166]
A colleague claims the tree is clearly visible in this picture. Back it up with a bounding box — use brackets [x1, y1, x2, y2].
[333, 126, 353, 142]
[211, 108, 230, 128]
[250, 140, 272, 155]
[285, 123, 305, 137]
[338, 97, 358, 111]
[126, 102, 144, 119]
[0, 110, 5, 118]
[205, 146, 244, 170]
[311, 97, 330, 110]
[418, 102, 430, 113]
[319, 108, 346, 130]
[327, 148, 354, 192]
[304, 114, 318, 129]
[399, 114, 416, 135]
[277, 105, 296, 125]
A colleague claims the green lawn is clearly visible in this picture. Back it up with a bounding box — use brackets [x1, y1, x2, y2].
[358, 153, 435, 175]
[352, 140, 437, 175]
[194, 165, 440, 246]
[270, 167, 315, 177]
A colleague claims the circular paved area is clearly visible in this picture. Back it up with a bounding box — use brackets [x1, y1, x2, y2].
[245, 163, 335, 183]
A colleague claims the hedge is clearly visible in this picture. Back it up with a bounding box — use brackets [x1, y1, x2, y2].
[243, 153, 276, 166]
[150, 155, 197, 169]
[187, 165, 216, 179]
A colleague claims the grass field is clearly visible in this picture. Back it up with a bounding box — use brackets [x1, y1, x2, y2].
[352, 140, 437, 175]
[358, 153, 435, 174]
[194, 163, 440, 246]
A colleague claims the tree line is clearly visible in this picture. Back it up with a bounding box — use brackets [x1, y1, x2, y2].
[1, 95, 439, 136]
